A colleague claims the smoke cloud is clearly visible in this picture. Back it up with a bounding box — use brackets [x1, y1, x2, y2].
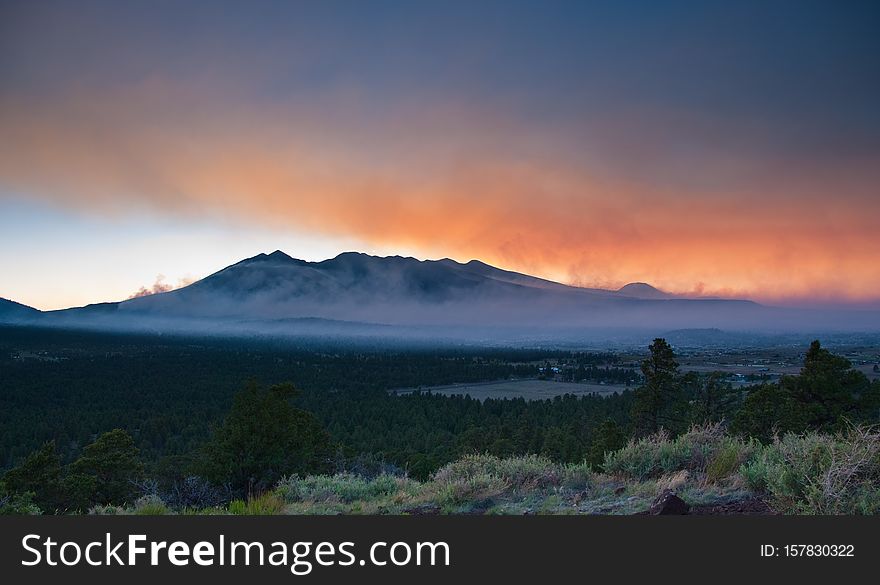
[1, 83, 878, 306]
[127, 274, 195, 299]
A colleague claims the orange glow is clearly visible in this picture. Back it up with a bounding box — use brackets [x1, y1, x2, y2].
[1, 86, 878, 305]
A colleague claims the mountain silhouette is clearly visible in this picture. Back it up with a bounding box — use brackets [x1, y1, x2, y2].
[0, 298, 40, 322]
[616, 282, 671, 299]
[3, 251, 876, 337]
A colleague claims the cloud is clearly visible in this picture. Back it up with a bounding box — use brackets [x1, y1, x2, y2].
[1, 81, 879, 305]
[128, 274, 194, 299]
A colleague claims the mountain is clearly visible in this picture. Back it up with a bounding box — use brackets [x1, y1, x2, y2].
[617, 282, 671, 300]
[4, 251, 878, 338]
[0, 298, 41, 323]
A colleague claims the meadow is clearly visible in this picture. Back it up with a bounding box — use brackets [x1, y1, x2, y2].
[395, 379, 625, 401]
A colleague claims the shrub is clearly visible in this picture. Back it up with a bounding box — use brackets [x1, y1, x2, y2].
[433, 454, 563, 491]
[133, 495, 169, 515]
[739, 456, 772, 492]
[657, 470, 689, 492]
[164, 476, 229, 510]
[560, 462, 593, 491]
[88, 504, 126, 515]
[744, 426, 880, 514]
[426, 454, 594, 508]
[603, 424, 728, 480]
[428, 473, 510, 506]
[0, 488, 42, 515]
[706, 439, 756, 484]
[228, 492, 285, 515]
[277, 473, 407, 504]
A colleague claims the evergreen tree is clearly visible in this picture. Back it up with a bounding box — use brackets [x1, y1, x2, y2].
[1, 442, 63, 512]
[70, 429, 144, 506]
[734, 341, 876, 440]
[586, 419, 626, 470]
[631, 338, 684, 436]
[692, 372, 736, 424]
[200, 381, 332, 495]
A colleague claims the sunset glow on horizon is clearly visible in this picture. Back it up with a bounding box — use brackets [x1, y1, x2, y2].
[2, 1, 879, 310]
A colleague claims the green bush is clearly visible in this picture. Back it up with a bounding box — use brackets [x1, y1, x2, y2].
[706, 438, 756, 484]
[429, 472, 510, 506]
[433, 454, 565, 491]
[277, 473, 408, 504]
[133, 495, 170, 515]
[603, 424, 728, 480]
[739, 456, 772, 492]
[88, 504, 126, 515]
[0, 487, 42, 515]
[560, 462, 593, 491]
[742, 427, 880, 514]
[228, 493, 285, 515]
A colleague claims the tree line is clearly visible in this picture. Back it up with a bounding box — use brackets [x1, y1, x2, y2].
[2, 328, 879, 513]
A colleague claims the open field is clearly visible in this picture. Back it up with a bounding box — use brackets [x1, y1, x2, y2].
[673, 345, 880, 385]
[395, 378, 627, 400]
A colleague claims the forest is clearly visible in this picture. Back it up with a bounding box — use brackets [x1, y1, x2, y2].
[1, 325, 879, 513]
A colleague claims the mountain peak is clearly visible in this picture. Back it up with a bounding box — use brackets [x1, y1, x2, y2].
[617, 282, 670, 299]
[238, 249, 301, 265]
[266, 250, 295, 261]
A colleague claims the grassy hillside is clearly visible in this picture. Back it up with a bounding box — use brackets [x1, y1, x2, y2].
[85, 423, 880, 516]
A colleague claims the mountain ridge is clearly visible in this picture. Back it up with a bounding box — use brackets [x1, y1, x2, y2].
[5, 250, 877, 337]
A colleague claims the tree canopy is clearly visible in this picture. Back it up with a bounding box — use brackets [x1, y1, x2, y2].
[200, 381, 333, 495]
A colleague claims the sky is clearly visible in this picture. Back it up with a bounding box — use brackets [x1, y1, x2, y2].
[1, 0, 879, 310]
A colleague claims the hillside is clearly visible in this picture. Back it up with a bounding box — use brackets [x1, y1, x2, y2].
[3, 250, 879, 336]
[86, 423, 879, 516]
[0, 298, 40, 323]
[0, 251, 779, 335]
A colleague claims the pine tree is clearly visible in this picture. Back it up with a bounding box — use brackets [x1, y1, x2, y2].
[70, 429, 144, 506]
[200, 381, 332, 495]
[631, 338, 683, 436]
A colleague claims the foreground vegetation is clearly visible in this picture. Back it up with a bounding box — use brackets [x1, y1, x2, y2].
[7, 423, 877, 515]
[2, 325, 879, 514]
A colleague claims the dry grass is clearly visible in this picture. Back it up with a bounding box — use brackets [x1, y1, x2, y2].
[81, 425, 880, 515]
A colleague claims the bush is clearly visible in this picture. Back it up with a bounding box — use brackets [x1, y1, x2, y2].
[603, 424, 728, 480]
[706, 439, 756, 484]
[164, 476, 229, 510]
[228, 492, 285, 515]
[88, 504, 126, 515]
[560, 462, 593, 491]
[743, 426, 880, 514]
[426, 454, 594, 508]
[739, 457, 772, 492]
[428, 472, 510, 506]
[0, 488, 42, 515]
[277, 473, 408, 504]
[133, 495, 170, 515]
[433, 454, 563, 491]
